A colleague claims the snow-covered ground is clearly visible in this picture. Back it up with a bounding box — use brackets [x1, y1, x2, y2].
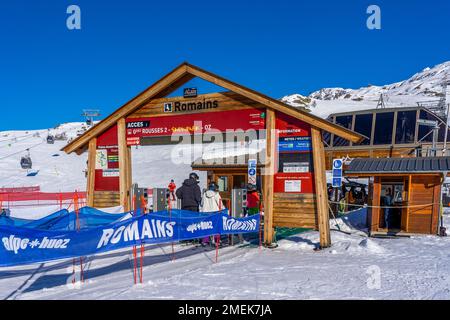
[1, 209, 450, 300]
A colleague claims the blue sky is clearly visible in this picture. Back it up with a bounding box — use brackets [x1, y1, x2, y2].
[0, 0, 449, 130]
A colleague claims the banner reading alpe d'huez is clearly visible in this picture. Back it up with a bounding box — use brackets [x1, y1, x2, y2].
[0, 209, 260, 267]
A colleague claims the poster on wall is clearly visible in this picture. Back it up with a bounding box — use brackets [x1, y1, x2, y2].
[125, 109, 265, 145]
[95, 150, 108, 170]
[284, 180, 301, 192]
[278, 136, 311, 152]
[102, 169, 120, 177]
[282, 162, 309, 173]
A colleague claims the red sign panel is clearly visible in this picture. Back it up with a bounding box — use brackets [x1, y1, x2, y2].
[126, 109, 265, 145]
[274, 112, 314, 194]
[276, 112, 311, 137]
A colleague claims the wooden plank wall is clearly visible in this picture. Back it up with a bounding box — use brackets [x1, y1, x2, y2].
[408, 175, 440, 234]
[93, 191, 120, 208]
[273, 193, 318, 228]
[368, 177, 381, 232]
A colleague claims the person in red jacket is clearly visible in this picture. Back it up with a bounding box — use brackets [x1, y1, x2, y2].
[246, 183, 260, 215]
[168, 179, 176, 201]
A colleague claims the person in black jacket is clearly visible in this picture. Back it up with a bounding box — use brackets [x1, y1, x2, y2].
[176, 172, 202, 212]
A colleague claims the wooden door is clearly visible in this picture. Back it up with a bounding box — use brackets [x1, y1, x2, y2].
[408, 175, 440, 234]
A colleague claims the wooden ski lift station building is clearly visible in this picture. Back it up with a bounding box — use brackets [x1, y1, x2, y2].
[63, 63, 364, 247]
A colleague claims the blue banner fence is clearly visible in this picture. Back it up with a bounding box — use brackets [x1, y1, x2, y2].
[0, 207, 260, 269]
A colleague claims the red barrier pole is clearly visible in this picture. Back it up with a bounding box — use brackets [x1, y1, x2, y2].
[168, 197, 175, 261]
[139, 195, 146, 284]
[228, 199, 233, 246]
[72, 258, 76, 284]
[80, 257, 84, 283]
[259, 200, 263, 251]
[215, 201, 223, 263]
[131, 195, 137, 285]
[133, 245, 137, 284]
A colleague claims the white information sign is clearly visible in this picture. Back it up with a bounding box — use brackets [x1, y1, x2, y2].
[285, 180, 301, 192]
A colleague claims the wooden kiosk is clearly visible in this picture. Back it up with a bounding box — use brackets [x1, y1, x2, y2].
[62, 62, 363, 247]
[346, 157, 450, 235]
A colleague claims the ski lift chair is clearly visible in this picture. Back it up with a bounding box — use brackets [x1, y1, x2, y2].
[47, 135, 55, 144]
[20, 155, 32, 169]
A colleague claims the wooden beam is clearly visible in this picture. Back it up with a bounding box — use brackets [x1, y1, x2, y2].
[63, 64, 189, 154]
[263, 109, 276, 245]
[118, 118, 132, 211]
[86, 138, 97, 207]
[311, 127, 331, 248]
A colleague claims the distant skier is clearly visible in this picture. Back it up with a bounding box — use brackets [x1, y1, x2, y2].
[176, 173, 202, 212]
[168, 179, 177, 201]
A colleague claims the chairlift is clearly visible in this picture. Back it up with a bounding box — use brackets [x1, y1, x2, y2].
[47, 135, 55, 144]
[20, 155, 32, 169]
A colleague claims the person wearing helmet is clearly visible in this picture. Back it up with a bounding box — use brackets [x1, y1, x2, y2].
[201, 182, 222, 213]
[176, 172, 202, 212]
[168, 179, 177, 201]
[246, 183, 260, 215]
[200, 181, 223, 246]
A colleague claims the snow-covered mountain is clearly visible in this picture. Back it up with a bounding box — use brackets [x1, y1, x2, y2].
[282, 61, 450, 118]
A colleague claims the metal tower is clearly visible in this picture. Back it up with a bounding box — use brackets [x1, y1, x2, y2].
[81, 109, 101, 126]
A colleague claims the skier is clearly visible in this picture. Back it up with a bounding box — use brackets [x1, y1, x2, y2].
[175, 173, 202, 212]
[201, 181, 222, 246]
[384, 187, 393, 229]
[246, 183, 260, 216]
[168, 179, 177, 201]
[201, 182, 222, 213]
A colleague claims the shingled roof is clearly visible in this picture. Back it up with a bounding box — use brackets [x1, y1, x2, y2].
[345, 157, 450, 174]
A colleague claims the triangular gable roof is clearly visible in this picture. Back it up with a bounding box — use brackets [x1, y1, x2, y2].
[63, 62, 363, 154]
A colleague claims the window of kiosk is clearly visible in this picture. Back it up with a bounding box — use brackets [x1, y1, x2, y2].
[217, 176, 229, 192]
[233, 175, 246, 189]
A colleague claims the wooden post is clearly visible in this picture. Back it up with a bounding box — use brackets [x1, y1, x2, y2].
[86, 138, 97, 207]
[311, 127, 331, 248]
[118, 118, 132, 211]
[263, 109, 276, 245]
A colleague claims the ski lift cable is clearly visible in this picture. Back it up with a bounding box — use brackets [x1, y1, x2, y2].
[0, 141, 45, 161]
[0, 129, 48, 143]
[0, 134, 38, 148]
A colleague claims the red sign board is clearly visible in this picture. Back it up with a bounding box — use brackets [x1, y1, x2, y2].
[276, 112, 311, 137]
[126, 109, 265, 145]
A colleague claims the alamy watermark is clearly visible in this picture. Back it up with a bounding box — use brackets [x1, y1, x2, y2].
[66, 5, 81, 30]
[367, 5, 381, 30]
